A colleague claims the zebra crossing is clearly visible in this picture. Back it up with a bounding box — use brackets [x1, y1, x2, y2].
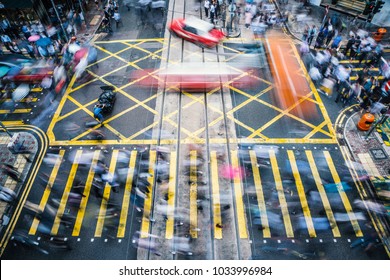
[24, 145, 370, 241]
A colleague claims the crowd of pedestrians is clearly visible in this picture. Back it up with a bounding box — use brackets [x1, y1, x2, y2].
[300, 21, 390, 114]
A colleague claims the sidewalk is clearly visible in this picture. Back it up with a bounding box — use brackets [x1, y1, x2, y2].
[0, 130, 38, 234]
[267, 1, 390, 174]
[275, 0, 390, 47]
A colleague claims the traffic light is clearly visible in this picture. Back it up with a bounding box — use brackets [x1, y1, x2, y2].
[363, 1, 375, 15]
[373, 0, 385, 14]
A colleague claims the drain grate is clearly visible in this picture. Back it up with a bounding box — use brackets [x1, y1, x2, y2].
[369, 148, 388, 160]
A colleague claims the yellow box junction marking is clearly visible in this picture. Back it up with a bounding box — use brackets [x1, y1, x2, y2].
[306, 150, 340, 237]
[95, 150, 119, 237]
[117, 151, 137, 238]
[72, 150, 101, 236]
[140, 150, 157, 238]
[231, 150, 248, 239]
[51, 150, 82, 235]
[287, 150, 316, 238]
[165, 151, 177, 239]
[29, 150, 65, 235]
[269, 149, 294, 238]
[189, 150, 198, 238]
[210, 151, 222, 239]
[249, 150, 271, 238]
[324, 151, 363, 237]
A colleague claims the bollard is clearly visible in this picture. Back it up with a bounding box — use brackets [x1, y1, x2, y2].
[357, 113, 375, 131]
[374, 28, 387, 42]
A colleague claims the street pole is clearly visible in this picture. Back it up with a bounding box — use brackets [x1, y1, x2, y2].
[78, 0, 89, 29]
[0, 121, 13, 138]
[365, 113, 386, 139]
[50, 0, 69, 42]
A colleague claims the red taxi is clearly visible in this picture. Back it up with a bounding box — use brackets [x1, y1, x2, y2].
[168, 17, 225, 48]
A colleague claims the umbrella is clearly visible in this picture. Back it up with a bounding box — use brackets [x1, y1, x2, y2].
[219, 165, 246, 180]
[68, 43, 81, 54]
[12, 84, 30, 101]
[138, 0, 151, 6]
[87, 47, 98, 64]
[36, 37, 52, 48]
[0, 66, 10, 78]
[74, 48, 88, 62]
[28, 35, 40, 42]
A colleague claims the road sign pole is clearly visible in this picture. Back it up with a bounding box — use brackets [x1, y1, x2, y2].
[0, 121, 13, 138]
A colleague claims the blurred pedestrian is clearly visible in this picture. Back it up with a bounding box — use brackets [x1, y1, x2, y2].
[344, 34, 355, 56]
[113, 8, 121, 29]
[307, 25, 316, 46]
[93, 103, 105, 125]
[1, 163, 21, 182]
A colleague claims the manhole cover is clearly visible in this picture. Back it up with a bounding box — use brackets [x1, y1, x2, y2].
[369, 148, 388, 160]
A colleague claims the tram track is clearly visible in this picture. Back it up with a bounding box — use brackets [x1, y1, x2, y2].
[136, 0, 251, 260]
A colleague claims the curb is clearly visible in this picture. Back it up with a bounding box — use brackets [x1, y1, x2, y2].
[0, 125, 49, 257]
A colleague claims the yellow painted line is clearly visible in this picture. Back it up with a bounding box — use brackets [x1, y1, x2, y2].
[29, 150, 65, 235]
[117, 151, 137, 238]
[140, 150, 157, 238]
[31, 87, 42, 92]
[46, 137, 340, 146]
[211, 151, 222, 239]
[249, 150, 270, 238]
[291, 42, 336, 140]
[324, 151, 363, 237]
[93, 38, 165, 44]
[165, 151, 177, 239]
[189, 150, 198, 238]
[228, 85, 334, 140]
[3, 98, 38, 102]
[95, 149, 119, 237]
[56, 98, 96, 122]
[287, 150, 316, 238]
[248, 93, 332, 139]
[0, 109, 31, 114]
[47, 72, 77, 142]
[269, 150, 294, 238]
[339, 145, 367, 198]
[306, 150, 340, 237]
[72, 150, 101, 236]
[231, 150, 248, 239]
[1, 120, 24, 125]
[51, 150, 82, 235]
[227, 86, 274, 114]
[303, 120, 331, 140]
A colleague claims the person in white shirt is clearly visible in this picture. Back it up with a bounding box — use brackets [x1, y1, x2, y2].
[209, 2, 216, 24]
[204, 0, 210, 18]
[113, 8, 121, 29]
[0, 33, 11, 50]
